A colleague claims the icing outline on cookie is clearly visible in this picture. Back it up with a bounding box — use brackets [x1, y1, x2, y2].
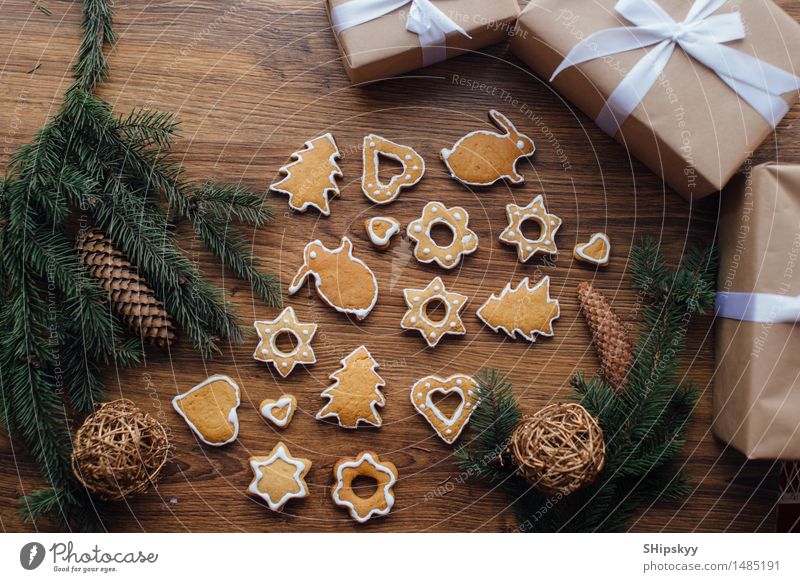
[499, 195, 562, 262]
[574, 232, 611, 266]
[477, 276, 560, 343]
[253, 307, 318, 377]
[365, 216, 400, 250]
[247, 442, 311, 512]
[410, 374, 479, 444]
[361, 134, 425, 205]
[259, 394, 297, 429]
[172, 375, 240, 447]
[406, 201, 479, 270]
[331, 451, 398, 523]
[401, 276, 468, 347]
[316, 346, 386, 429]
[289, 237, 379, 320]
[441, 110, 535, 186]
[269, 133, 342, 216]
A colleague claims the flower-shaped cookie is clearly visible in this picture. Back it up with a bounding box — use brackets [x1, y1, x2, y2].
[406, 201, 478, 269]
[331, 451, 398, 523]
[253, 307, 317, 377]
[401, 277, 468, 347]
[499, 195, 562, 262]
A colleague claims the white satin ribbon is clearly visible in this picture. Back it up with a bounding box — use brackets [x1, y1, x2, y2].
[716, 291, 800, 323]
[550, 0, 800, 136]
[331, 0, 471, 67]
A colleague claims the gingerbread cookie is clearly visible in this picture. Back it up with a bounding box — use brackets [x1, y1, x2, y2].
[247, 442, 311, 512]
[407, 201, 478, 269]
[317, 346, 385, 429]
[477, 276, 560, 343]
[289, 237, 378, 320]
[441, 110, 535, 186]
[331, 451, 398, 523]
[172, 375, 240, 446]
[259, 394, 297, 429]
[362, 134, 425, 205]
[401, 276, 468, 347]
[253, 307, 318, 377]
[410, 374, 479, 444]
[500, 195, 562, 262]
[364, 216, 400, 250]
[574, 233, 611, 266]
[270, 133, 342, 216]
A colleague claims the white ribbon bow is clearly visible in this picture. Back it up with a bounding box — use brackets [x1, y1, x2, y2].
[716, 291, 800, 324]
[331, 0, 471, 67]
[550, 0, 800, 136]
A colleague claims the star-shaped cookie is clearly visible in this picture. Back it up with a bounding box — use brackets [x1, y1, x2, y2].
[253, 307, 317, 377]
[401, 277, 468, 347]
[499, 195, 562, 262]
[247, 442, 311, 512]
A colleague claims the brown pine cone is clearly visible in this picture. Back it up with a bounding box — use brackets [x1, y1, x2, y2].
[577, 282, 632, 392]
[77, 229, 176, 347]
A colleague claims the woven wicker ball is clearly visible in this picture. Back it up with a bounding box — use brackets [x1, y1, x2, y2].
[509, 403, 605, 496]
[71, 399, 170, 501]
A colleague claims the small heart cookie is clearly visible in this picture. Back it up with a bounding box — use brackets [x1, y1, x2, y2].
[410, 374, 479, 444]
[364, 216, 400, 250]
[259, 394, 297, 429]
[573, 233, 611, 266]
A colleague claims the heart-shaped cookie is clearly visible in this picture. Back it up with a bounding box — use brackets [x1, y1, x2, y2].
[410, 374, 479, 444]
[364, 216, 400, 250]
[259, 394, 297, 429]
[573, 232, 611, 266]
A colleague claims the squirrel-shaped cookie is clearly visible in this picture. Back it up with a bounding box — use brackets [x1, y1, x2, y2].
[289, 237, 378, 320]
[441, 110, 535, 186]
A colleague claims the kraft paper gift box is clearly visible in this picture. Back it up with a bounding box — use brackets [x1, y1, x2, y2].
[511, 0, 800, 200]
[328, 0, 520, 84]
[714, 163, 800, 460]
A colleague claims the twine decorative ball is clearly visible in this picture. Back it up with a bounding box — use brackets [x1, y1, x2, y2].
[71, 399, 171, 501]
[509, 403, 605, 496]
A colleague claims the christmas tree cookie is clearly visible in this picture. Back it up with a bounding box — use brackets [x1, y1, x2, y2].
[270, 133, 342, 215]
[316, 346, 386, 429]
[477, 276, 560, 343]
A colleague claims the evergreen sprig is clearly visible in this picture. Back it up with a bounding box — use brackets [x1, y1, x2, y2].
[456, 239, 717, 532]
[0, 0, 280, 530]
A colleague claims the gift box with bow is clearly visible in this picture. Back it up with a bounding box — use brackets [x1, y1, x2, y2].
[511, 0, 800, 199]
[328, 0, 520, 84]
[714, 163, 800, 460]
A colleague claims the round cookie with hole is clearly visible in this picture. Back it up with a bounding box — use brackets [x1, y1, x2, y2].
[406, 201, 479, 270]
[331, 451, 398, 523]
[410, 374, 480, 444]
[253, 307, 318, 378]
[499, 195, 562, 262]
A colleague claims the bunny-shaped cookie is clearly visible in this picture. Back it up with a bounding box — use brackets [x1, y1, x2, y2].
[441, 110, 535, 186]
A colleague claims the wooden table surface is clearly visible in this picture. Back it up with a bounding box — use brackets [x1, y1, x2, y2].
[1, 0, 797, 533]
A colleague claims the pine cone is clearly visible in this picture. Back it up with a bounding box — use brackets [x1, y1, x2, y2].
[577, 282, 632, 392]
[77, 229, 176, 347]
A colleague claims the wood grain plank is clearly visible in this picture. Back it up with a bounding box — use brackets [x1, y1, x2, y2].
[1, 0, 795, 532]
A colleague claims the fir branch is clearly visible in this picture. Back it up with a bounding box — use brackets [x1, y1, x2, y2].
[73, 0, 115, 92]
